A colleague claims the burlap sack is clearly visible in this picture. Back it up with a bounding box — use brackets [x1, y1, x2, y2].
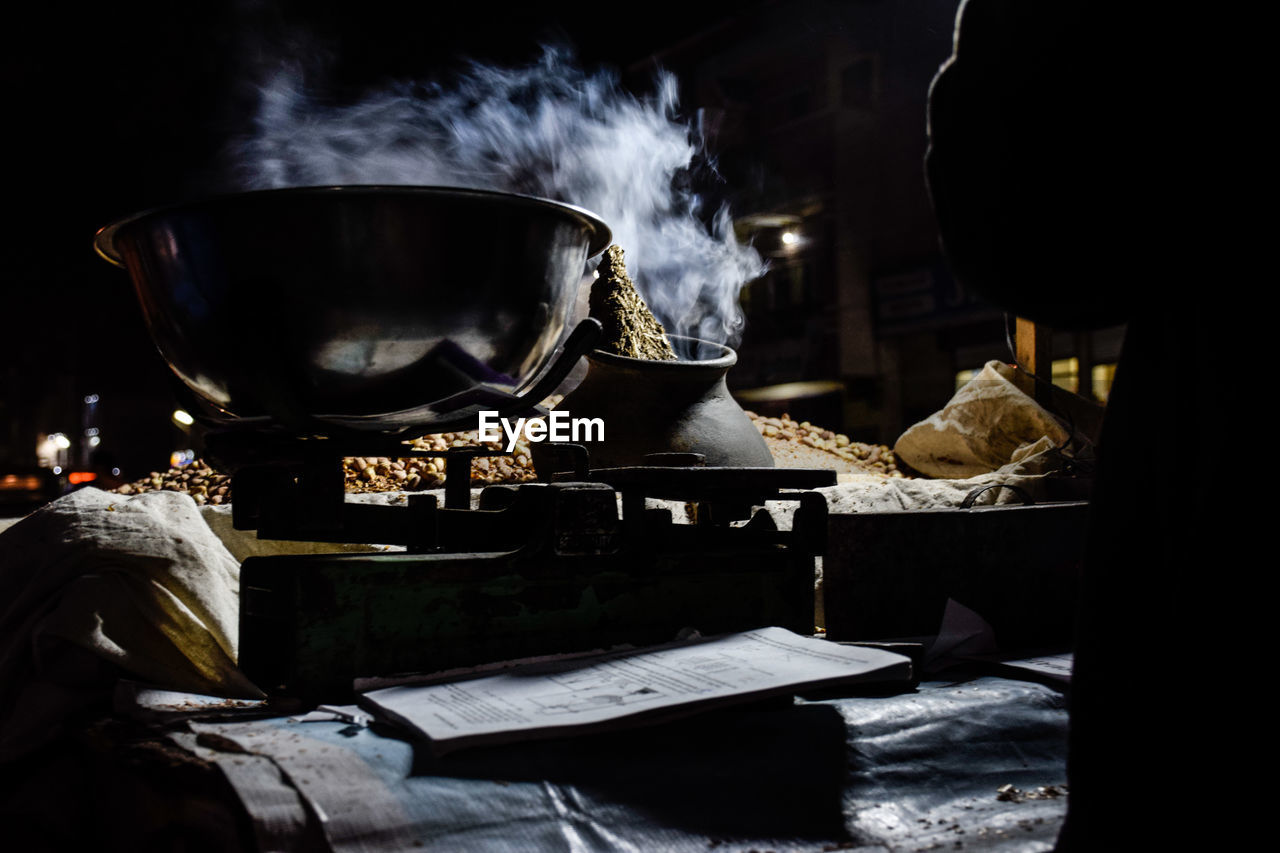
[893, 360, 1068, 479]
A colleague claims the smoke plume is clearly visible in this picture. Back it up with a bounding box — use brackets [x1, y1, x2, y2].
[229, 47, 764, 348]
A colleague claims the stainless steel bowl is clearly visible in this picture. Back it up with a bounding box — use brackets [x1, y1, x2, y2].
[94, 186, 610, 433]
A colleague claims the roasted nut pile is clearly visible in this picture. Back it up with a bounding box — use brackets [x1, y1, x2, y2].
[111, 433, 539, 504]
[745, 411, 907, 477]
[114, 460, 232, 505]
[343, 431, 537, 493]
[346, 395, 562, 492]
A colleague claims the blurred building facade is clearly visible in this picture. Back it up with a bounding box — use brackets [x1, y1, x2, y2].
[631, 0, 1122, 444]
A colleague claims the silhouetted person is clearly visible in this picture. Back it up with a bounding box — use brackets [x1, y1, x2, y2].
[927, 1, 1213, 848]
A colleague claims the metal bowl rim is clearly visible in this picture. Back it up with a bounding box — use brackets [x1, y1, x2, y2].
[92, 184, 613, 267]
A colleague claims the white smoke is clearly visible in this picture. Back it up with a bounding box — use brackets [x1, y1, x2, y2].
[229, 47, 765, 347]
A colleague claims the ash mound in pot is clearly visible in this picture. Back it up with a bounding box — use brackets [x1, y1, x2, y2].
[589, 245, 678, 361]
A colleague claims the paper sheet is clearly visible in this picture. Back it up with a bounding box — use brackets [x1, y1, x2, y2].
[984, 652, 1073, 683]
[362, 627, 911, 752]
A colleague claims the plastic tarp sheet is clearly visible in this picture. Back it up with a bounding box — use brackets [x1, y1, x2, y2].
[186, 676, 1068, 852]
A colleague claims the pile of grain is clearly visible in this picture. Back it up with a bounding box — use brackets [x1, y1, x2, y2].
[746, 412, 906, 478]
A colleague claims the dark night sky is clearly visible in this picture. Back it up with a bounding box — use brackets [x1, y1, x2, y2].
[2, 0, 770, 473]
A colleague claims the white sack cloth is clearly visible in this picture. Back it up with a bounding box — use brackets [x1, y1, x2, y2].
[0, 488, 263, 758]
[894, 360, 1069, 479]
[819, 435, 1061, 514]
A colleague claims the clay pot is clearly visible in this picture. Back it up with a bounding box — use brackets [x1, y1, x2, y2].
[545, 335, 774, 470]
